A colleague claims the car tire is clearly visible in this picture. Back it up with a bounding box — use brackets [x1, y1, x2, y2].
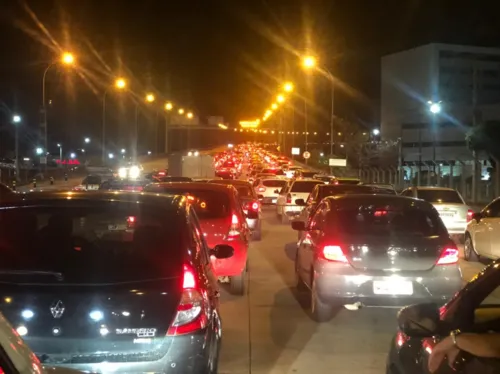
[464, 234, 479, 262]
[230, 272, 245, 295]
[310, 276, 334, 322]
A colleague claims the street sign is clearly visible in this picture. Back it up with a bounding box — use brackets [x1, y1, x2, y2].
[303, 151, 311, 159]
[329, 158, 347, 167]
[291, 147, 300, 155]
[40, 157, 47, 164]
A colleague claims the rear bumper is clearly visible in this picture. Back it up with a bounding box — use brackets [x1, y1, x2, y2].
[281, 204, 303, 216]
[314, 260, 462, 307]
[261, 195, 278, 204]
[33, 329, 215, 374]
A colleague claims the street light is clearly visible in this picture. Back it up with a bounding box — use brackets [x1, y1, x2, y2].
[302, 55, 317, 69]
[283, 82, 294, 92]
[84, 137, 90, 144]
[57, 143, 62, 162]
[35, 147, 43, 155]
[186, 112, 194, 119]
[178, 108, 185, 115]
[12, 115, 21, 123]
[70, 152, 76, 159]
[12, 115, 21, 180]
[372, 128, 380, 136]
[165, 102, 173, 111]
[428, 101, 442, 114]
[277, 94, 285, 103]
[121, 149, 126, 154]
[102, 78, 127, 163]
[271, 103, 278, 110]
[145, 93, 155, 103]
[108, 153, 114, 159]
[61, 52, 75, 65]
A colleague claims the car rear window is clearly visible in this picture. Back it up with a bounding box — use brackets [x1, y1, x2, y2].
[336, 179, 361, 185]
[0, 203, 184, 284]
[334, 205, 444, 237]
[291, 181, 323, 193]
[318, 185, 395, 200]
[236, 186, 253, 198]
[145, 187, 231, 219]
[301, 171, 317, 178]
[417, 190, 463, 204]
[263, 179, 287, 188]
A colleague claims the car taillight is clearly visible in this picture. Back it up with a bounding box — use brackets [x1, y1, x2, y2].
[321, 245, 348, 263]
[251, 201, 259, 211]
[467, 209, 474, 222]
[436, 247, 459, 265]
[167, 264, 208, 336]
[227, 213, 241, 240]
[127, 216, 136, 228]
[286, 193, 292, 204]
[258, 186, 266, 192]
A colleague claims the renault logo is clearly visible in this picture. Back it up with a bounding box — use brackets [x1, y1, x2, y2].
[50, 300, 65, 319]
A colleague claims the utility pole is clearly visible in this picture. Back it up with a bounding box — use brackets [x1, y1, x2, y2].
[472, 62, 479, 204]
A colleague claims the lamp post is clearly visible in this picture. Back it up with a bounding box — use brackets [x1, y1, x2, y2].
[102, 78, 127, 164]
[134, 93, 155, 160]
[427, 101, 442, 175]
[164, 102, 173, 154]
[57, 143, 62, 162]
[41, 52, 75, 171]
[12, 115, 21, 180]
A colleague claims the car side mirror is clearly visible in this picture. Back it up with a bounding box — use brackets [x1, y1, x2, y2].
[397, 303, 440, 337]
[295, 198, 306, 206]
[210, 244, 234, 259]
[246, 210, 259, 219]
[291, 221, 306, 231]
[472, 212, 482, 222]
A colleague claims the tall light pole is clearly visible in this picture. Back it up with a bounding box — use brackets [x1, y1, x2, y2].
[302, 55, 335, 166]
[41, 52, 75, 170]
[12, 115, 21, 181]
[102, 78, 126, 164]
[164, 102, 173, 154]
[134, 93, 155, 160]
[428, 100, 442, 175]
[57, 143, 62, 162]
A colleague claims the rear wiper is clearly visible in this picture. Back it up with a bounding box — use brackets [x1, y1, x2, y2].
[0, 270, 64, 281]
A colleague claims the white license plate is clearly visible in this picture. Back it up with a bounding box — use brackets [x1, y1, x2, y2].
[272, 198, 277, 203]
[373, 280, 413, 295]
[108, 224, 127, 231]
[439, 212, 455, 217]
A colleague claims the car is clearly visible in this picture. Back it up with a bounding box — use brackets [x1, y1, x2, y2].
[144, 182, 254, 294]
[207, 179, 263, 241]
[156, 176, 193, 182]
[0, 191, 234, 374]
[401, 186, 471, 237]
[99, 178, 150, 192]
[285, 166, 302, 179]
[73, 175, 102, 191]
[362, 183, 397, 194]
[387, 258, 500, 374]
[291, 194, 462, 322]
[464, 197, 500, 261]
[254, 177, 289, 205]
[294, 170, 318, 179]
[331, 177, 361, 185]
[294, 184, 397, 240]
[260, 168, 285, 176]
[215, 170, 234, 179]
[276, 179, 324, 223]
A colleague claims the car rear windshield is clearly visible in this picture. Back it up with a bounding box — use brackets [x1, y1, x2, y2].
[0, 203, 184, 284]
[318, 185, 395, 200]
[145, 187, 231, 219]
[336, 179, 360, 185]
[83, 176, 101, 185]
[291, 181, 323, 193]
[334, 205, 444, 237]
[263, 179, 287, 188]
[417, 190, 463, 204]
[301, 172, 317, 178]
[236, 186, 253, 198]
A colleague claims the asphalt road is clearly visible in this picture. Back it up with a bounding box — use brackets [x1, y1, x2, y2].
[217, 206, 490, 374]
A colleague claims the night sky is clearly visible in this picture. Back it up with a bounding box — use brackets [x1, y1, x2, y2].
[1, 0, 500, 153]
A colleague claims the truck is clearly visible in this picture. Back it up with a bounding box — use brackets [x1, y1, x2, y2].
[167, 153, 215, 178]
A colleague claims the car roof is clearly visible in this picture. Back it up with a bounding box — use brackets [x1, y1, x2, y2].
[292, 178, 323, 182]
[207, 179, 251, 186]
[413, 186, 457, 191]
[147, 181, 237, 193]
[0, 190, 187, 211]
[327, 194, 432, 209]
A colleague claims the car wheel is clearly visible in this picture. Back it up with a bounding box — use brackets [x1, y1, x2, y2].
[230, 272, 245, 295]
[310, 276, 334, 322]
[464, 234, 479, 262]
[295, 253, 308, 292]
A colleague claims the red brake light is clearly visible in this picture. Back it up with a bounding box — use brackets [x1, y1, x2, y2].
[467, 209, 474, 222]
[436, 247, 459, 265]
[321, 245, 348, 263]
[127, 216, 136, 228]
[374, 210, 387, 217]
[158, 171, 166, 176]
[167, 264, 208, 336]
[251, 202, 259, 210]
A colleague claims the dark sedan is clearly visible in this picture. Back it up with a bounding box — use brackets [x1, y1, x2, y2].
[387, 259, 500, 374]
[0, 191, 233, 373]
[291, 194, 462, 322]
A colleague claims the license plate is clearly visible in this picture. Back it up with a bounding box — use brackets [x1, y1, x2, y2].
[439, 212, 455, 218]
[108, 224, 127, 231]
[373, 280, 413, 295]
[272, 198, 277, 203]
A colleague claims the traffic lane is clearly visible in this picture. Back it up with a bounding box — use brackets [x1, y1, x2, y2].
[16, 177, 82, 193]
[218, 206, 396, 374]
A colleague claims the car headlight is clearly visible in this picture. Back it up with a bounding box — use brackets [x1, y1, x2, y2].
[118, 168, 127, 179]
[129, 166, 140, 179]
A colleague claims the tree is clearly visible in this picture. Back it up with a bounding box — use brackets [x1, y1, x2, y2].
[466, 120, 500, 163]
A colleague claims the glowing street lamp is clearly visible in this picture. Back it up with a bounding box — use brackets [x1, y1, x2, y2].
[84, 137, 90, 144]
[372, 128, 380, 136]
[302, 55, 317, 69]
[165, 102, 173, 111]
[145, 93, 155, 103]
[283, 82, 294, 92]
[61, 52, 75, 65]
[115, 78, 126, 89]
[35, 147, 43, 155]
[277, 94, 285, 103]
[428, 101, 442, 114]
[178, 108, 185, 115]
[186, 112, 194, 119]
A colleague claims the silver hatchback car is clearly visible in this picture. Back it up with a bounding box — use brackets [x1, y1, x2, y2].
[291, 194, 462, 322]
